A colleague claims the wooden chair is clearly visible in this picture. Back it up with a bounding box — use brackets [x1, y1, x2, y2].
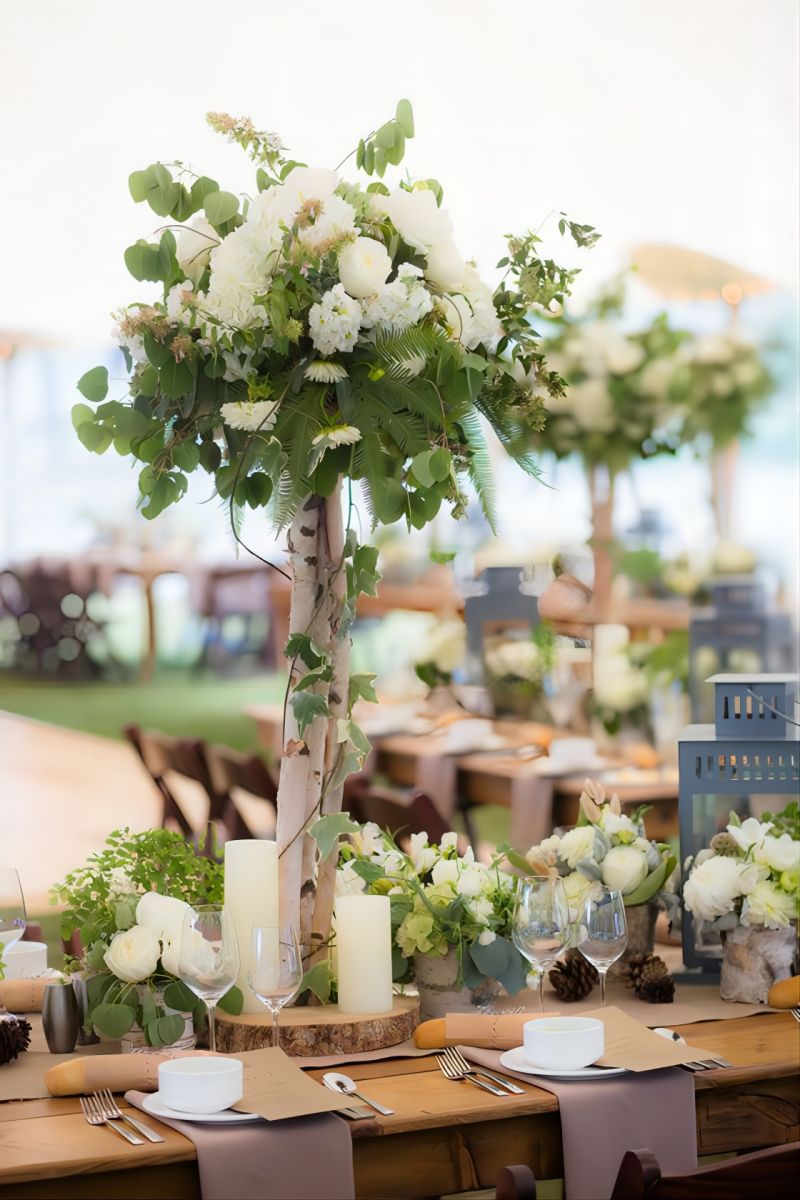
[346, 784, 451, 846]
[205, 743, 278, 840]
[495, 1164, 537, 1200]
[610, 1144, 800, 1199]
[124, 724, 225, 852]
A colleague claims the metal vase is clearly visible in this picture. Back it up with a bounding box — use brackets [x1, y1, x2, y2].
[41, 982, 80, 1053]
[71, 975, 100, 1045]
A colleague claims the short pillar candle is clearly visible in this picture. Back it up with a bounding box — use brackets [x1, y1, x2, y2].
[224, 840, 279, 1014]
[335, 894, 393, 1015]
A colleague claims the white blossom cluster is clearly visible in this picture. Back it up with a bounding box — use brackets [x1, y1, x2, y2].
[684, 816, 799, 931]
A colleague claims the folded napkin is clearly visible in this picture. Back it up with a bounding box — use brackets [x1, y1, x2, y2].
[125, 1090, 355, 1200]
[415, 1012, 556, 1050]
[464, 1047, 697, 1199]
[45, 1049, 213, 1095]
[0, 977, 50, 1012]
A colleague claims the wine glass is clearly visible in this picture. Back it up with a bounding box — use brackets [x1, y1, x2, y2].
[248, 926, 303, 1049]
[178, 906, 239, 1053]
[0, 867, 26, 1013]
[577, 887, 628, 1005]
[512, 877, 570, 1011]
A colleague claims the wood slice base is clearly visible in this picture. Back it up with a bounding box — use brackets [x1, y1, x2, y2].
[215, 994, 420, 1057]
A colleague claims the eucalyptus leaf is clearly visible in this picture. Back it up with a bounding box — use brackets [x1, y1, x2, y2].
[91, 1002, 136, 1039]
[77, 366, 109, 403]
[217, 985, 244, 1016]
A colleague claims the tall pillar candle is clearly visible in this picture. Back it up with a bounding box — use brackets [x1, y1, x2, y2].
[224, 840, 279, 1014]
[335, 894, 393, 1015]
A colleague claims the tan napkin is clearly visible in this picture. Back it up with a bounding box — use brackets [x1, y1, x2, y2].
[45, 1049, 215, 1095]
[414, 1012, 558, 1050]
[582, 1006, 715, 1072]
[232, 1047, 346, 1121]
[0, 977, 49, 1012]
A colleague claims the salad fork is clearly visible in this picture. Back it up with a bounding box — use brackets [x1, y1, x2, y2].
[436, 1051, 507, 1096]
[444, 1045, 525, 1094]
[79, 1094, 144, 1145]
[94, 1089, 165, 1142]
[791, 1008, 800, 1024]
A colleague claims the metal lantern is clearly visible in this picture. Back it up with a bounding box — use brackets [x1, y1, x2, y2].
[689, 576, 794, 721]
[463, 566, 538, 681]
[679, 672, 800, 971]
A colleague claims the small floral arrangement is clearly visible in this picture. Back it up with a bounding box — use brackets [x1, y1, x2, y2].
[337, 826, 527, 994]
[683, 804, 800, 932]
[51, 829, 242, 1046]
[414, 616, 467, 690]
[522, 781, 677, 917]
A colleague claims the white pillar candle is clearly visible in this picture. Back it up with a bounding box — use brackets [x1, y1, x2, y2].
[224, 840, 279, 1014]
[335, 894, 393, 1015]
[136, 892, 190, 977]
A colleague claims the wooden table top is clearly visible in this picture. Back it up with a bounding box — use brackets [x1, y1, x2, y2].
[0, 1013, 797, 1189]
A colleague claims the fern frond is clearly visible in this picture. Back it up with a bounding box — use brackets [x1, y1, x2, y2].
[458, 408, 497, 532]
[375, 325, 442, 381]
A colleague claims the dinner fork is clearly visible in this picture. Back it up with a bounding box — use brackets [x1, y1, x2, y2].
[444, 1045, 525, 1094]
[791, 1008, 800, 1024]
[79, 1094, 144, 1144]
[436, 1051, 507, 1096]
[94, 1089, 165, 1142]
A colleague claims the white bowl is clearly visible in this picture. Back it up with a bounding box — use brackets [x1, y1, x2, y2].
[548, 737, 597, 765]
[158, 1056, 243, 1114]
[1, 942, 48, 979]
[523, 1017, 604, 1071]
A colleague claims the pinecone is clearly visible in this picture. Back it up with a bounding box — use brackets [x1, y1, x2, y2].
[0, 1014, 32, 1065]
[636, 964, 676, 1004]
[623, 952, 667, 991]
[549, 949, 599, 1001]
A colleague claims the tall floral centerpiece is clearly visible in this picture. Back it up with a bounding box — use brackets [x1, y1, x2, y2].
[74, 102, 595, 955]
[683, 806, 799, 1003]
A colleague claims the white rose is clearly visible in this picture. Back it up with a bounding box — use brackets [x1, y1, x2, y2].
[424, 238, 469, 290]
[382, 187, 454, 254]
[558, 826, 596, 870]
[456, 865, 488, 899]
[683, 854, 753, 921]
[601, 846, 648, 895]
[338, 236, 392, 299]
[104, 925, 161, 984]
[176, 217, 218, 283]
[728, 817, 773, 854]
[741, 879, 797, 929]
[431, 858, 460, 887]
[754, 834, 800, 875]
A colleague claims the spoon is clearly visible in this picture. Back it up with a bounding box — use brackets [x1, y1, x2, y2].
[322, 1071, 394, 1115]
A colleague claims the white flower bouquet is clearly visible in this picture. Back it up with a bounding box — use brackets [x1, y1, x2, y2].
[337, 826, 527, 994]
[683, 805, 800, 933]
[521, 780, 677, 918]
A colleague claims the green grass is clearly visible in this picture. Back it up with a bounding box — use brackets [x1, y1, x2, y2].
[0, 672, 285, 751]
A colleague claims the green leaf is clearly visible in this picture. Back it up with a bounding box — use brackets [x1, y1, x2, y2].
[124, 241, 164, 282]
[91, 1002, 136, 1039]
[428, 447, 452, 482]
[336, 718, 371, 760]
[71, 403, 95, 430]
[85, 971, 114, 1009]
[245, 471, 272, 508]
[348, 544, 380, 598]
[147, 1014, 185, 1048]
[298, 960, 333, 1005]
[199, 440, 222, 472]
[159, 359, 193, 401]
[624, 855, 677, 906]
[143, 332, 171, 368]
[77, 366, 109, 402]
[290, 690, 330, 736]
[204, 190, 239, 226]
[284, 633, 330, 669]
[139, 989, 158, 1028]
[163, 980, 197, 1012]
[190, 175, 219, 207]
[411, 450, 435, 488]
[309, 812, 359, 861]
[216, 985, 243, 1016]
[77, 423, 113, 454]
[429, 549, 456, 564]
[348, 673, 379, 706]
[172, 440, 201, 472]
[140, 473, 178, 519]
[128, 168, 152, 202]
[395, 99, 414, 138]
[375, 121, 397, 149]
[114, 900, 135, 931]
[350, 860, 385, 884]
[468, 935, 526, 995]
[292, 664, 332, 693]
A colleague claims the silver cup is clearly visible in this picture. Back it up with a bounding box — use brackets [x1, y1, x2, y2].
[42, 981, 80, 1053]
[71, 975, 100, 1045]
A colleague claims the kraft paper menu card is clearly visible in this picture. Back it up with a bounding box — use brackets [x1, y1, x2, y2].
[232, 1047, 346, 1121]
[578, 1006, 714, 1072]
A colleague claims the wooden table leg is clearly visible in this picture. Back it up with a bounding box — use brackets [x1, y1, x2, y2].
[141, 578, 157, 683]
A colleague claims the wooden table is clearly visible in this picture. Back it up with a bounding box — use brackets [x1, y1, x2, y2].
[1, 1014, 797, 1199]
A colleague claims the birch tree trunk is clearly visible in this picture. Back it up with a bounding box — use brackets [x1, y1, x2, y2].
[587, 462, 616, 626]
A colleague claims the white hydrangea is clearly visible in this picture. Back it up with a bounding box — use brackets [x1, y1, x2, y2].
[308, 284, 362, 355]
[360, 265, 433, 332]
[107, 868, 139, 896]
[203, 221, 282, 329]
[220, 399, 279, 432]
[683, 855, 761, 922]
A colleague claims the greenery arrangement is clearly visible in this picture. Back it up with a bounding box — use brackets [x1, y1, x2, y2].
[51, 829, 242, 1046]
[683, 805, 799, 931]
[72, 99, 596, 953]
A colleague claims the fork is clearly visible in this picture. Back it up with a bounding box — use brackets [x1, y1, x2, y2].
[79, 1094, 144, 1144]
[436, 1051, 507, 1096]
[654, 1028, 732, 1071]
[94, 1089, 165, 1142]
[791, 1008, 800, 1024]
[476, 1004, 526, 1015]
[444, 1045, 525, 1094]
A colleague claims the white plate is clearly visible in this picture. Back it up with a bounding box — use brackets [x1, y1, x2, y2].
[141, 1092, 262, 1124]
[499, 1046, 627, 1080]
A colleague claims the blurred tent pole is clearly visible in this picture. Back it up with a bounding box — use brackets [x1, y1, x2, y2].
[631, 244, 776, 539]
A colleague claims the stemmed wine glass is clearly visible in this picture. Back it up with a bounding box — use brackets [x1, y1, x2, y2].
[576, 887, 628, 1005]
[0, 867, 26, 1014]
[178, 905, 239, 1053]
[512, 877, 570, 1011]
[248, 926, 303, 1049]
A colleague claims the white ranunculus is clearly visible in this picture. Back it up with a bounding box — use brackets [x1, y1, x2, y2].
[754, 834, 800, 875]
[104, 925, 161, 984]
[424, 237, 469, 290]
[683, 854, 752, 921]
[337, 236, 392, 299]
[558, 826, 596, 870]
[176, 217, 218, 283]
[382, 187, 454, 254]
[728, 817, 773, 854]
[431, 858, 460, 887]
[601, 845, 648, 895]
[741, 879, 797, 929]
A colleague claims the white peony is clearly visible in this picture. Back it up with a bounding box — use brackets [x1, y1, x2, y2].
[104, 924, 161, 984]
[253, 166, 340, 228]
[431, 858, 460, 887]
[558, 826, 596, 870]
[741, 879, 797, 929]
[728, 817, 773, 854]
[220, 399, 279, 432]
[424, 237, 469, 290]
[337, 236, 392, 298]
[382, 187, 454, 254]
[308, 284, 362, 355]
[754, 834, 800, 875]
[601, 845, 648, 894]
[176, 217, 218, 283]
[296, 195, 357, 255]
[683, 854, 760, 922]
